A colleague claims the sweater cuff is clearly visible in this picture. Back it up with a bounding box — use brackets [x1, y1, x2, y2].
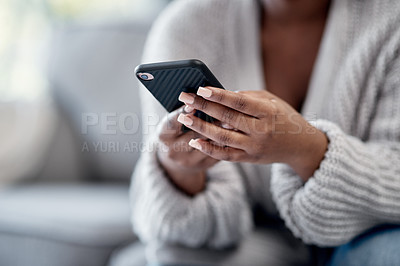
[271, 119, 344, 189]
[270, 119, 376, 246]
[131, 137, 252, 248]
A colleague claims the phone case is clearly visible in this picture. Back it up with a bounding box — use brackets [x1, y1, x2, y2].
[135, 59, 224, 112]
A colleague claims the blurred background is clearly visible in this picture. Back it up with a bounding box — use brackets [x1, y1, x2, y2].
[0, 0, 171, 265]
[0, 0, 167, 101]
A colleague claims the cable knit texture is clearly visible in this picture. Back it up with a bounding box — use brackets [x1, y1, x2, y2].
[131, 0, 400, 248]
[271, 0, 400, 246]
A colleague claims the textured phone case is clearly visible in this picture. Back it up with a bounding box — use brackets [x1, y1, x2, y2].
[136, 60, 224, 112]
[135, 60, 224, 124]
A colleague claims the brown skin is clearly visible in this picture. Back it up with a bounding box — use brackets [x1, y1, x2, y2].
[178, 88, 328, 181]
[157, 0, 330, 195]
[261, 0, 331, 111]
[156, 106, 218, 195]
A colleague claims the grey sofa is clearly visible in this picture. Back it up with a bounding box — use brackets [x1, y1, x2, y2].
[0, 19, 151, 266]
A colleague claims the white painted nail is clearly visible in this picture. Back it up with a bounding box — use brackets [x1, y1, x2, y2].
[197, 87, 212, 98]
[189, 139, 202, 150]
[184, 105, 195, 113]
[178, 92, 195, 104]
[177, 114, 193, 126]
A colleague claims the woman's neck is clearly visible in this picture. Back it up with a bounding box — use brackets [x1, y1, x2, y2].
[261, 0, 331, 24]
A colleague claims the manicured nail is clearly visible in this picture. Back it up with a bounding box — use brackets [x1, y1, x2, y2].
[197, 87, 212, 98]
[184, 105, 195, 113]
[177, 113, 193, 126]
[179, 92, 195, 104]
[189, 139, 202, 150]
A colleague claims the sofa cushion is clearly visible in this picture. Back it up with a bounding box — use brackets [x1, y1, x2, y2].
[48, 22, 150, 181]
[0, 101, 56, 186]
[0, 183, 136, 266]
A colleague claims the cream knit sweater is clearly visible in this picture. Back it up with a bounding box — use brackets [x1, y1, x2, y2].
[131, 0, 400, 248]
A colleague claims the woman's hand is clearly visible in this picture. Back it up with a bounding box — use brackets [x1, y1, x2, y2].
[156, 105, 219, 195]
[177, 87, 328, 181]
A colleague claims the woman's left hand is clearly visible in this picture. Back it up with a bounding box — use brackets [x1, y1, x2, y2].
[177, 86, 328, 181]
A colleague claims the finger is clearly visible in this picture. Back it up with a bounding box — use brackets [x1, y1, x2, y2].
[177, 113, 248, 149]
[221, 122, 235, 130]
[184, 104, 195, 113]
[159, 106, 196, 142]
[162, 130, 210, 158]
[168, 139, 210, 163]
[196, 86, 275, 117]
[198, 156, 220, 168]
[162, 125, 199, 147]
[189, 138, 247, 162]
[236, 91, 279, 104]
[178, 92, 256, 134]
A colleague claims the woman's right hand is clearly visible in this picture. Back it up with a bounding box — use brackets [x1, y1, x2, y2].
[156, 105, 219, 195]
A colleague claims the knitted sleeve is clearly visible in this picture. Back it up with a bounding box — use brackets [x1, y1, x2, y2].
[130, 0, 252, 249]
[270, 55, 400, 247]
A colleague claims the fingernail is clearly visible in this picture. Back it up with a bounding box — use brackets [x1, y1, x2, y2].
[179, 92, 195, 104]
[184, 105, 195, 113]
[177, 113, 193, 126]
[189, 139, 202, 150]
[197, 87, 212, 98]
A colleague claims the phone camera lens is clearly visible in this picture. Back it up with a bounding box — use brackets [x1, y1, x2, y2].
[137, 72, 154, 81]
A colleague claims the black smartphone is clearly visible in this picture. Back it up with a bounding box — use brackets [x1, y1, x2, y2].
[134, 59, 224, 124]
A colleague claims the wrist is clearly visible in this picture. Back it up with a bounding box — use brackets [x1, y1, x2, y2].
[288, 129, 328, 182]
[156, 148, 207, 195]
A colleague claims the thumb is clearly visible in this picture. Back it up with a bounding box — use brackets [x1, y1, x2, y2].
[159, 105, 196, 141]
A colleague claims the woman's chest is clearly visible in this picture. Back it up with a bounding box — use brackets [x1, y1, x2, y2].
[261, 25, 326, 112]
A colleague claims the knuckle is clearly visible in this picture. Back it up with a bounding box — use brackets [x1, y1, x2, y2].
[221, 108, 236, 123]
[204, 146, 214, 157]
[270, 100, 279, 112]
[234, 96, 247, 111]
[218, 132, 233, 145]
[197, 119, 206, 133]
[215, 91, 224, 102]
[203, 145, 223, 160]
[198, 97, 208, 111]
[268, 103, 279, 117]
[236, 113, 249, 128]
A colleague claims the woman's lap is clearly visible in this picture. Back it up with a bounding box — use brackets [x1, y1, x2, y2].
[329, 224, 400, 266]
